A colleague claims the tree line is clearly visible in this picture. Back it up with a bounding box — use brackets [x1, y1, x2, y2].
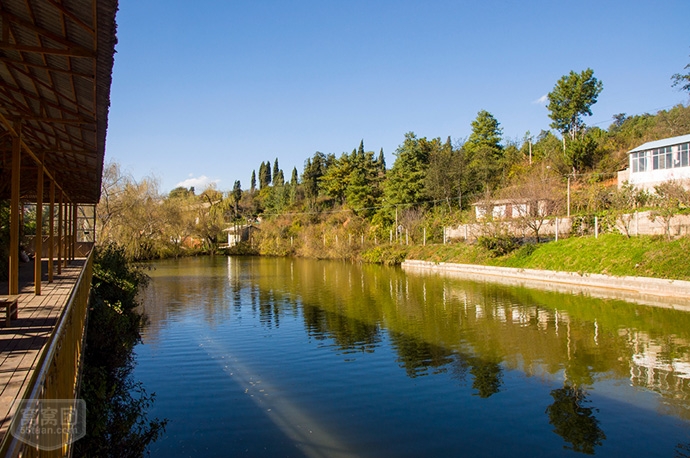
[96, 67, 690, 260]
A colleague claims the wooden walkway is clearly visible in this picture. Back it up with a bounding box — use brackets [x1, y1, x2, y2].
[0, 258, 85, 444]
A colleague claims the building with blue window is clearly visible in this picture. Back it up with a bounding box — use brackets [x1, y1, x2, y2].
[618, 134, 690, 190]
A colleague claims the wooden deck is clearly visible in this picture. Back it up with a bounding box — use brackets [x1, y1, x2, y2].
[0, 258, 85, 444]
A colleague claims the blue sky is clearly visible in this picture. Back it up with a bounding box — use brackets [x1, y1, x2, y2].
[106, 0, 690, 193]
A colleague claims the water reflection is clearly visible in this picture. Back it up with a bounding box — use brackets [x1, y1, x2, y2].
[138, 257, 690, 456]
[546, 385, 606, 455]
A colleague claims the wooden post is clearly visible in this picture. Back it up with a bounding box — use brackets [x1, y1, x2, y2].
[35, 163, 44, 295]
[57, 193, 62, 274]
[48, 180, 55, 282]
[65, 202, 70, 264]
[594, 216, 598, 239]
[9, 127, 21, 295]
[72, 203, 78, 260]
[65, 202, 69, 262]
[423, 227, 426, 246]
[555, 217, 559, 242]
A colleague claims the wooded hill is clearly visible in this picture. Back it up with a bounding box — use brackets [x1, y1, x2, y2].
[88, 68, 690, 260]
[95, 100, 690, 261]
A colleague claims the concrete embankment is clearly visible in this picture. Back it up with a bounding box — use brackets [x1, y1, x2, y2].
[401, 260, 690, 311]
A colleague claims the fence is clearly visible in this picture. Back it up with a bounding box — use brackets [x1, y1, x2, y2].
[0, 250, 94, 457]
[444, 211, 690, 241]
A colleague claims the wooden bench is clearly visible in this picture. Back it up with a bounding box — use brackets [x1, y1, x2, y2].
[0, 295, 19, 327]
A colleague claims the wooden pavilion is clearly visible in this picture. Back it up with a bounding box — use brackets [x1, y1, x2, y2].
[0, 0, 117, 294]
[0, 2, 117, 455]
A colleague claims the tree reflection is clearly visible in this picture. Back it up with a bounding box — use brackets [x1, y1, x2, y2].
[546, 385, 606, 454]
[675, 442, 690, 458]
[469, 357, 503, 398]
[389, 331, 455, 377]
[302, 303, 381, 352]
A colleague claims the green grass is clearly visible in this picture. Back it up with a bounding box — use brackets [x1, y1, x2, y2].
[405, 234, 690, 281]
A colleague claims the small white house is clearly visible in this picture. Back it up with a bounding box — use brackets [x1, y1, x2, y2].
[223, 224, 259, 247]
[619, 133, 690, 190]
[473, 198, 548, 221]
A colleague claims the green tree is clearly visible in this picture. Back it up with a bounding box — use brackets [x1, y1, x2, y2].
[565, 132, 598, 173]
[381, 133, 435, 220]
[272, 158, 280, 184]
[547, 68, 603, 142]
[465, 110, 504, 194]
[424, 136, 462, 209]
[250, 170, 256, 193]
[274, 169, 285, 187]
[290, 167, 298, 186]
[232, 180, 242, 215]
[302, 152, 328, 207]
[320, 152, 353, 204]
[259, 161, 272, 189]
[376, 148, 386, 172]
[168, 186, 193, 199]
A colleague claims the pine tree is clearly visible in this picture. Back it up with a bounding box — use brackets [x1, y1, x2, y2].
[232, 180, 242, 215]
[250, 170, 256, 193]
[377, 148, 386, 172]
[273, 158, 280, 182]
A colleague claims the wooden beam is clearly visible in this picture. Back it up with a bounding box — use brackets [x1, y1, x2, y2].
[0, 56, 94, 80]
[0, 10, 96, 57]
[0, 80, 94, 121]
[18, 117, 95, 125]
[9, 125, 21, 295]
[0, 111, 70, 199]
[34, 162, 44, 295]
[0, 42, 95, 58]
[45, 0, 96, 36]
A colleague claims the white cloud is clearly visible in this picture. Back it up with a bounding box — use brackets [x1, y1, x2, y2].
[175, 175, 220, 190]
[532, 94, 548, 105]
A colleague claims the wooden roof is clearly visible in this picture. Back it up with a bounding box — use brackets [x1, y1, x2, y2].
[0, 0, 118, 204]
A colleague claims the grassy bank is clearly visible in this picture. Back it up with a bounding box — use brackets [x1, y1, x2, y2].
[403, 234, 690, 281]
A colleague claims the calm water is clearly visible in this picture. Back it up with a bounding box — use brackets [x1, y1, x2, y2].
[134, 256, 690, 457]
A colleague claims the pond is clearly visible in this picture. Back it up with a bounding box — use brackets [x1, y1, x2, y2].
[134, 256, 690, 457]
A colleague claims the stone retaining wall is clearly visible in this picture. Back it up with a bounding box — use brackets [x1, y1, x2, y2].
[401, 260, 690, 309]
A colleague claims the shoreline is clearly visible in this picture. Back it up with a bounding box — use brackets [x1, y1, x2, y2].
[401, 259, 690, 312]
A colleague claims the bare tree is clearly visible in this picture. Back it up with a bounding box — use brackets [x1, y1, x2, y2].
[500, 167, 564, 242]
[649, 180, 689, 240]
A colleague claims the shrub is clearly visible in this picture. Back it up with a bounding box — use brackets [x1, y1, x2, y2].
[477, 234, 519, 257]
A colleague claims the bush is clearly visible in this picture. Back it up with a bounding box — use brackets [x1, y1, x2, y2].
[361, 245, 409, 265]
[76, 243, 166, 457]
[477, 234, 519, 257]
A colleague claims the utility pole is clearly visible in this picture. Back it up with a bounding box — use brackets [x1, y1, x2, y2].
[567, 175, 571, 217]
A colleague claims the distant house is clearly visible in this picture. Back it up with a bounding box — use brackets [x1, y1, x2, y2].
[618, 133, 690, 190]
[223, 224, 259, 247]
[473, 198, 549, 221]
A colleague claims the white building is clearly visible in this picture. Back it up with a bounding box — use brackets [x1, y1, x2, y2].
[473, 198, 549, 221]
[619, 133, 690, 190]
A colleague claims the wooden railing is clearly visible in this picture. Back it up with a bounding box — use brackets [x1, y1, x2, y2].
[0, 250, 94, 457]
